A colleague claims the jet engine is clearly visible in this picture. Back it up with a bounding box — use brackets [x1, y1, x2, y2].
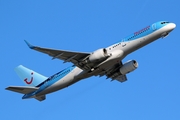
[120, 60, 138, 75]
[88, 48, 109, 62]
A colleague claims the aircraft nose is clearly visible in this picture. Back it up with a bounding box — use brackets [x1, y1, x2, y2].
[168, 23, 176, 31]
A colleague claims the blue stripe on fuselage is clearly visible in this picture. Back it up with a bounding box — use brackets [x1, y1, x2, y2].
[22, 65, 76, 99]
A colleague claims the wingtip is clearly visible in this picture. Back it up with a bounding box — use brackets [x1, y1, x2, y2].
[5, 87, 9, 90]
[24, 40, 35, 49]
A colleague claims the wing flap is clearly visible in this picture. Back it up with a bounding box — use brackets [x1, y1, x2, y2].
[6, 86, 39, 94]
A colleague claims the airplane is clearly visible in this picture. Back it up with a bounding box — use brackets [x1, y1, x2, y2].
[6, 21, 176, 101]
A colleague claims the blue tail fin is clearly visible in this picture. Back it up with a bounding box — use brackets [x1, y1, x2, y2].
[15, 65, 47, 87]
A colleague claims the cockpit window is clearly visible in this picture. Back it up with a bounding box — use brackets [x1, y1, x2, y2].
[161, 22, 170, 24]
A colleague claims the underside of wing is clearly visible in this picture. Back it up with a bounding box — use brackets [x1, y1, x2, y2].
[35, 47, 89, 62]
[35, 95, 46, 101]
[6, 86, 39, 94]
[113, 74, 127, 82]
[24, 40, 90, 69]
[97, 61, 128, 82]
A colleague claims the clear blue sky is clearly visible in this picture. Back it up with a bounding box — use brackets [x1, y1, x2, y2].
[1, 0, 180, 119]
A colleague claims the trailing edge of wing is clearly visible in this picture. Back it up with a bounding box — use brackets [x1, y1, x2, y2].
[6, 86, 39, 94]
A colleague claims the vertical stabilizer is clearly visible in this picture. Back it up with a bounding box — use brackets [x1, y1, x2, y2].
[15, 65, 47, 86]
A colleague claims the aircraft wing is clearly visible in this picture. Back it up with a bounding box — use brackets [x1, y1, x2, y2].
[97, 61, 127, 82]
[24, 40, 90, 70]
[6, 86, 39, 94]
[35, 95, 46, 101]
[112, 74, 127, 82]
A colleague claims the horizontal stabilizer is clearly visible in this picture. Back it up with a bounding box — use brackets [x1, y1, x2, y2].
[6, 86, 39, 94]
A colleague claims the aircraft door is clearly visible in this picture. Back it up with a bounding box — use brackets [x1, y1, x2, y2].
[152, 23, 156, 30]
[121, 39, 126, 47]
[44, 81, 48, 88]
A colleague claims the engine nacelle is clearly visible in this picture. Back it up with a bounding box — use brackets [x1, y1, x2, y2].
[120, 60, 138, 75]
[89, 48, 109, 62]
